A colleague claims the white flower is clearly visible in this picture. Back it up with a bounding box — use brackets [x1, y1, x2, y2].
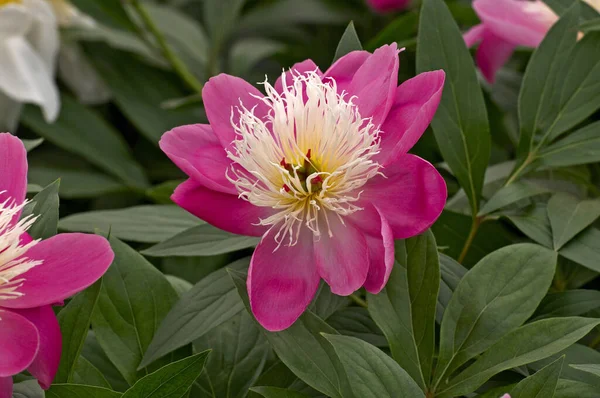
[0, 0, 60, 125]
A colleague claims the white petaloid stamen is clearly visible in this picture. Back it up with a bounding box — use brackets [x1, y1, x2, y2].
[227, 71, 383, 249]
[0, 196, 42, 301]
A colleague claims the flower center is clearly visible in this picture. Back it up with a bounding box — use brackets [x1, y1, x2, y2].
[0, 197, 42, 301]
[227, 71, 382, 248]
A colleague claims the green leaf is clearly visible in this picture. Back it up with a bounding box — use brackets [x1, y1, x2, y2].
[435, 317, 600, 398]
[366, 12, 419, 51]
[140, 259, 248, 368]
[581, 18, 600, 32]
[80, 332, 130, 392]
[368, 231, 440, 389]
[122, 352, 209, 398]
[506, 203, 553, 248]
[570, 364, 600, 378]
[22, 179, 60, 239]
[91, 237, 179, 385]
[479, 181, 551, 215]
[22, 138, 44, 152]
[46, 384, 122, 398]
[194, 311, 270, 397]
[85, 45, 205, 144]
[327, 308, 387, 348]
[59, 205, 199, 243]
[534, 122, 600, 169]
[72, 356, 112, 389]
[560, 227, 600, 273]
[250, 387, 312, 398]
[510, 357, 563, 398]
[229, 269, 353, 398]
[435, 244, 557, 384]
[547, 193, 600, 250]
[230, 39, 283, 78]
[437, 254, 468, 322]
[165, 275, 193, 297]
[204, 0, 246, 51]
[534, 290, 600, 320]
[21, 95, 148, 190]
[367, 246, 424, 389]
[416, 0, 490, 215]
[71, 0, 137, 31]
[555, 379, 600, 398]
[529, 343, 600, 388]
[308, 282, 351, 320]
[332, 21, 362, 63]
[238, 0, 347, 35]
[517, 2, 580, 156]
[142, 224, 260, 257]
[28, 167, 125, 199]
[55, 280, 102, 383]
[12, 380, 44, 398]
[323, 335, 425, 398]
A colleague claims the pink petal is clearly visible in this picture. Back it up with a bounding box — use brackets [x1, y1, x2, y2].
[363, 154, 447, 239]
[362, 207, 395, 294]
[324, 51, 371, 95]
[377, 70, 446, 165]
[172, 179, 272, 237]
[248, 230, 320, 331]
[202, 74, 269, 150]
[12, 306, 60, 389]
[328, 45, 399, 126]
[0, 309, 39, 377]
[0, 133, 27, 214]
[476, 30, 516, 84]
[367, 0, 411, 13]
[275, 59, 323, 94]
[473, 0, 558, 48]
[2, 234, 113, 309]
[159, 124, 235, 194]
[313, 216, 369, 296]
[464, 24, 486, 47]
[0, 378, 12, 398]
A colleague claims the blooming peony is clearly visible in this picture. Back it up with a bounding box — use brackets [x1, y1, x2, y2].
[160, 44, 447, 331]
[465, 0, 600, 83]
[367, 0, 412, 13]
[0, 133, 114, 396]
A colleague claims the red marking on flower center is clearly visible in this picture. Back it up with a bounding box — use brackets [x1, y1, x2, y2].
[306, 149, 312, 159]
[282, 184, 291, 192]
[280, 158, 288, 168]
[311, 175, 323, 184]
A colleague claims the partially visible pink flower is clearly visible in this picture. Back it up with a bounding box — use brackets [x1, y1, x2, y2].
[0, 133, 114, 397]
[160, 44, 447, 332]
[464, 0, 559, 83]
[367, 0, 412, 13]
[501, 395, 511, 398]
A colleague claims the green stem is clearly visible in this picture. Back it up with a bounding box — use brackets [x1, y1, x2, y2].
[131, 0, 204, 95]
[350, 293, 368, 309]
[458, 216, 482, 264]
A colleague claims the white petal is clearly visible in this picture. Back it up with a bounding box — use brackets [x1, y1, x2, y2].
[0, 37, 60, 122]
[58, 41, 111, 104]
[0, 5, 33, 38]
[23, 0, 59, 74]
[0, 92, 23, 131]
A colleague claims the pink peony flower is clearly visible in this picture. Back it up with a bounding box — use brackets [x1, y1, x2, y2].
[0, 133, 114, 397]
[367, 0, 412, 13]
[464, 0, 559, 83]
[160, 44, 447, 331]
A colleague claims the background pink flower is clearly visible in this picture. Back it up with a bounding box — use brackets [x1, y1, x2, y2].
[0, 133, 114, 397]
[160, 44, 447, 332]
[367, 0, 412, 13]
[464, 0, 558, 83]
